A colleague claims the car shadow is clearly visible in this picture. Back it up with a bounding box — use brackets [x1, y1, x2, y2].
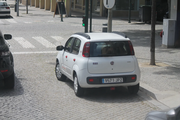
[64, 78, 154, 103]
[0, 74, 24, 97]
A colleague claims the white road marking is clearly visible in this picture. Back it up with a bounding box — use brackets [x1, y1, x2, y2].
[24, 22, 32, 24]
[12, 51, 58, 54]
[6, 19, 17, 23]
[32, 36, 56, 48]
[14, 37, 35, 48]
[48, 20, 54, 22]
[51, 36, 64, 41]
[0, 20, 4, 24]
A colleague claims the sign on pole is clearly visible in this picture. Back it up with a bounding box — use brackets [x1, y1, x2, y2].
[103, 0, 115, 9]
[103, 0, 115, 32]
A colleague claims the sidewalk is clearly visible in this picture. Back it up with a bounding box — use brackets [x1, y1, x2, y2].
[7, 1, 180, 110]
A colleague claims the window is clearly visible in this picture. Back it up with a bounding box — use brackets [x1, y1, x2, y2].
[115, 0, 138, 10]
[0, 2, 8, 6]
[90, 41, 132, 57]
[72, 38, 81, 55]
[65, 37, 74, 53]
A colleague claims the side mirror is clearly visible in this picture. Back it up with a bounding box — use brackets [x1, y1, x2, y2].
[167, 109, 176, 120]
[175, 106, 180, 120]
[4, 34, 12, 40]
[167, 106, 180, 120]
[56, 45, 64, 51]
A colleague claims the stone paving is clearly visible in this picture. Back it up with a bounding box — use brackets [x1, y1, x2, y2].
[0, 1, 180, 120]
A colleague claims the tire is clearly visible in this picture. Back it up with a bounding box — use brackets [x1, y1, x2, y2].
[4, 72, 15, 89]
[74, 74, 84, 97]
[55, 62, 66, 81]
[128, 83, 139, 94]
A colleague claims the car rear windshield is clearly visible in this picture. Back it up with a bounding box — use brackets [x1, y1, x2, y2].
[89, 41, 133, 57]
[0, 2, 7, 6]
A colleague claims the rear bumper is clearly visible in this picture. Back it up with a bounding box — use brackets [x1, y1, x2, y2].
[0, 11, 10, 16]
[78, 68, 140, 88]
[87, 75, 137, 84]
[0, 57, 14, 80]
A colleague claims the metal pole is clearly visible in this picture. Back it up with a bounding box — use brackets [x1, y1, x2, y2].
[107, 9, 112, 32]
[128, 0, 131, 23]
[61, 0, 63, 22]
[17, 0, 19, 16]
[26, 0, 28, 14]
[89, 0, 92, 32]
[85, 0, 89, 33]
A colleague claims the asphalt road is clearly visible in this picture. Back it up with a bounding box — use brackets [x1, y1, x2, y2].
[0, 7, 163, 120]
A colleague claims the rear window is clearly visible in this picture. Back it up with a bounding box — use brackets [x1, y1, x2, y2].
[89, 41, 133, 57]
[0, 2, 8, 6]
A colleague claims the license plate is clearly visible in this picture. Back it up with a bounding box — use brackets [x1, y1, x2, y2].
[102, 78, 123, 83]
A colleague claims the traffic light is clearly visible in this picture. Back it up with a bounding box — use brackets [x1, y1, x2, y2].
[82, 15, 86, 27]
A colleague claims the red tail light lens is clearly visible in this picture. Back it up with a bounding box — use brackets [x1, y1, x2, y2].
[128, 41, 135, 55]
[1, 70, 8, 73]
[6, 7, 10, 9]
[82, 42, 90, 57]
[131, 76, 136, 80]
[89, 79, 94, 82]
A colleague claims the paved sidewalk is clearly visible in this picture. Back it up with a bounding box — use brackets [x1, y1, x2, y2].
[7, 1, 180, 110]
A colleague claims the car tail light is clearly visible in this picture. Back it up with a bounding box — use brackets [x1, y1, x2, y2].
[110, 87, 115, 90]
[128, 41, 135, 55]
[131, 76, 136, 80]
[89, 79, 94, 82]
[1, 70, 8, 73]
[82, 42, 90, 57]
[6, 7, 10, 9]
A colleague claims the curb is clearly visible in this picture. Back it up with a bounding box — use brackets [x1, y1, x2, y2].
[139, 82, 180, 109]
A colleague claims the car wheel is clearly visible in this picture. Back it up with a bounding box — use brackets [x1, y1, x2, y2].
[4, 72, 15, 89]
[55, 62, 66, 81]
[74, 74, 84, 97]
[128, 83, 139, 94]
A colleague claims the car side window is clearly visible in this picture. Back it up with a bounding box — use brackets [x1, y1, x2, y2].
[72, 38, 81, 55]
[65, 37, 74, 53]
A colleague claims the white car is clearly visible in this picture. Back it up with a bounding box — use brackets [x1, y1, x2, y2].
[55, 32, 140, 97]
[0, 1, 10, 17]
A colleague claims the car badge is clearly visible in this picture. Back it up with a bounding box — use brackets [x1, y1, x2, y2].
[110, 61, 114, 65]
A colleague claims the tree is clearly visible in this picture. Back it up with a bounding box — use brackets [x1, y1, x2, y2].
[150, 0, 156, 65]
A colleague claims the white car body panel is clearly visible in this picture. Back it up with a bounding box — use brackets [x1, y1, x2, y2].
[87, 56, 135, 74]
[56, 33, 141, 88]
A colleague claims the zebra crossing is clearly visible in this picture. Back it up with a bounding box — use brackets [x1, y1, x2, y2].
[0, 19, 17, 24]
[0, 19, 56, 24]
[7, 36, 65, 49]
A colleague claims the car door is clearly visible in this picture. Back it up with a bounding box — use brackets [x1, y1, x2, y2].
[64, 38, 81, 79]
[62, 37, 74, 78]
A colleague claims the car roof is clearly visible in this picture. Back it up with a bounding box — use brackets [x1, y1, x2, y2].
[73, 32, 129, 41]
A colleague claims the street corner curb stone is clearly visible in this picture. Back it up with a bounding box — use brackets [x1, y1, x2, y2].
[139, 82, 180, 109]
[139, 83, 169, 110]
